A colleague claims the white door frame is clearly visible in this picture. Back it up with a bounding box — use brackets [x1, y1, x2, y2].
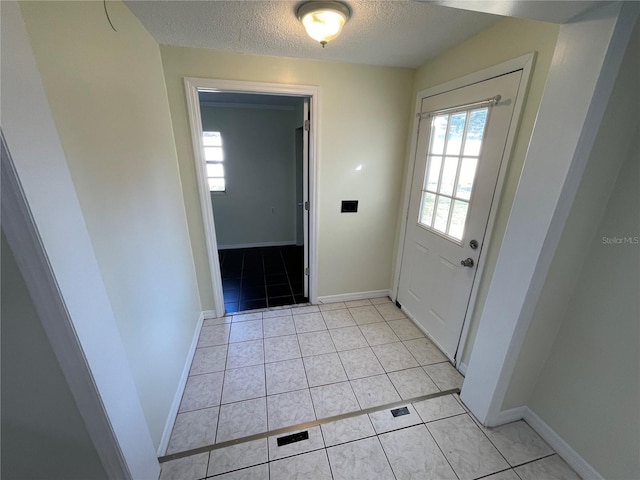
[184, 78, 320, 317]
[392, 54, 534, 367]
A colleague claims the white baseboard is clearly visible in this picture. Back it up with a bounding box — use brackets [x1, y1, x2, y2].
[201, 310, 219, 320]
[217, 241, 296, 250]
[490, 406, 603, 480]
[457, 362, 469, 376]
[317, 289, 391, 304]
[157, 312, 205, 456]
[493, 406, 528, 425]
[522, 407, 604, 480]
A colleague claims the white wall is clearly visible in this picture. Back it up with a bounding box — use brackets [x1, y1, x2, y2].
[462, 1, 638, 427]
[2, 2, 158, 475]
[503, 17, 640, 411]
[17, 1, 201, 448]
[513, 21, 640, 478]
[529, 129, 639, 479]
[201, 106, 300, 248]
[161, 46, 415, 306]
[1, 233, 108, 480]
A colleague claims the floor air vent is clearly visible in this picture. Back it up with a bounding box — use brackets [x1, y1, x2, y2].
[391, 406, 410, 417]
[277, 431, 309, 447]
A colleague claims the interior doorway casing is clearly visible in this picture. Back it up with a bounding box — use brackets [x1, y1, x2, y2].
[392, 54, 534, 369]
[184, 78, 320, 317]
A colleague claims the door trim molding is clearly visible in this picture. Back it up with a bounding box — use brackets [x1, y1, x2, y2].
[184, 78, 320, 316]
[392, 53, 535, 367]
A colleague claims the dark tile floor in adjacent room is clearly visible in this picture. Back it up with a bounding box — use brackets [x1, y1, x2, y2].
[219, 246, 308, 314]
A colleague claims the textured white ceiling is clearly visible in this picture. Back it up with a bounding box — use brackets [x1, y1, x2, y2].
[124, 1, 504, 68]
[426, 1, 605, 24]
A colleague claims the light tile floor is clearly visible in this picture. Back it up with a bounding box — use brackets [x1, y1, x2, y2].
[160, 298, 581, 480]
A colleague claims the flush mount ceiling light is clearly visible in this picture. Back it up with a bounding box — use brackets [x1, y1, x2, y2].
[297, 1, 351, 48]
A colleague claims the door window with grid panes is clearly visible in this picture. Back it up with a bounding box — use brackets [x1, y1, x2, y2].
[203, 131, 225, 192]
[419, 108, 488, 242]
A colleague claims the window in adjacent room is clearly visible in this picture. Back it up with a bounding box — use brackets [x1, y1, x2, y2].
[203, 131, 225, 192]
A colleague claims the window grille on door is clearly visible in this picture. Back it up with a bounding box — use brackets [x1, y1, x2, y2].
[418, 106, 490, 242]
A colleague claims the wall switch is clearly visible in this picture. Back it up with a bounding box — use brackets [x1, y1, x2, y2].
[341, 200, 358, 213]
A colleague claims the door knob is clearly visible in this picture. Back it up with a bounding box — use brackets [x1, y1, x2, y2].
[460, 258, 474, 268]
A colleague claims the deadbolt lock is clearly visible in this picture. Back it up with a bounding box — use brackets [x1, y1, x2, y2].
[469, 239, 479, 250]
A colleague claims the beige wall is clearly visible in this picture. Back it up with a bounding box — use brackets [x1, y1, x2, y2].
[160, 46, 415, 307]
[406, 17, 560, 364]
[19, 1, 201, 448]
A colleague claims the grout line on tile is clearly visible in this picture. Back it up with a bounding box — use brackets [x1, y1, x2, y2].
[207, 461, 270, 479]
[424, 418, 459, 479]
[322, 448, 334, 480]
[279, 248, 296, 303]
[239, 251, 245, 306]
[376, 428, 400, 478]
[473, 409, 521, 469]
[261, 249, 268, 307]
[159, 387, 460, 463]
[506, 452, 557, 470]
[471, 466, 519, 480]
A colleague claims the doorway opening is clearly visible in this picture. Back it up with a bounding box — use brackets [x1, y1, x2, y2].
[199, 92, 308, 313]
[184, 79, 319, 317]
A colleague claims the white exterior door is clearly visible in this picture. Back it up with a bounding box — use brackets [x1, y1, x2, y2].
[397, 71, 521, 359]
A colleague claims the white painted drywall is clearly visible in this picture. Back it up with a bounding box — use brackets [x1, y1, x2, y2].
[1, 233, 108, 480]
[503, 17, 640, 412]
[498, 22, 640, 478]
[461, 2, 638, 424]
[1, 2, 159, 476]
[201, 106, 300, 248]
[161, 46, 415, 306]
[17, 1, 201, 448]
[529, 128, 639, 479]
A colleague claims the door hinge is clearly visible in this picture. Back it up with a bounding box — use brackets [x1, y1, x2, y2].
[304, 267, 309, 275]
[304, 119, 310, 131]
[304, 201, 309, 211]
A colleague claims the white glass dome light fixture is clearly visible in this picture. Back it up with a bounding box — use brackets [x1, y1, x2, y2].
[297, 1, 351, 48]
